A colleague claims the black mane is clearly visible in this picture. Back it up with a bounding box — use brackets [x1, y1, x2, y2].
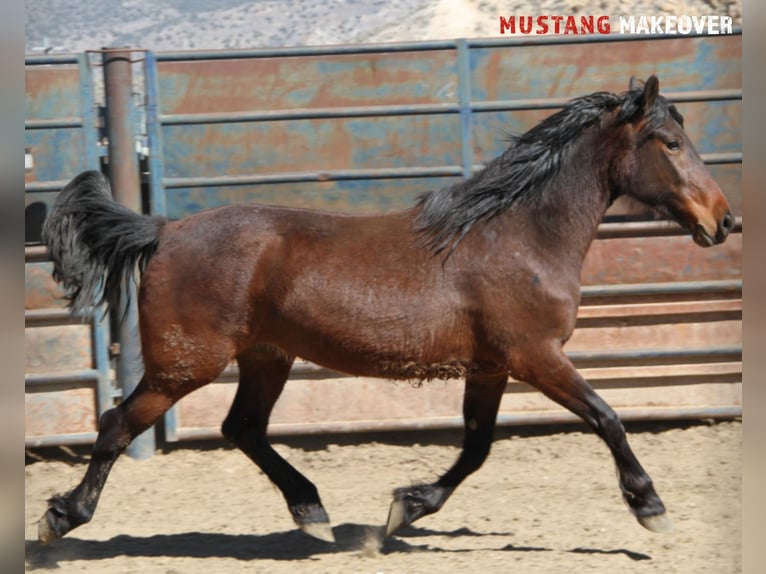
[414, 86, 683, 255]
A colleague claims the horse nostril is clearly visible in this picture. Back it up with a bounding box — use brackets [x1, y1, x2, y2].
[717, 211, 735, 242]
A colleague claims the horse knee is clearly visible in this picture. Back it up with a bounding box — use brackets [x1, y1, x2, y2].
[221, 414, 263, 445]
[221, 415, 240, 443]
[591, 401, 625, 438]
[93, 407, 131, 455]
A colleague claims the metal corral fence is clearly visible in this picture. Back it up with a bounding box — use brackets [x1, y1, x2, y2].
[25, 31, 742, 457]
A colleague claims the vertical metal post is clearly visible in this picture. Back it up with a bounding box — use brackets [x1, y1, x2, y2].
[102, 47, 155, 459]
[143, 50, 167, 217]
[456, 39, 474, 179]
[144, 50, 180, 442]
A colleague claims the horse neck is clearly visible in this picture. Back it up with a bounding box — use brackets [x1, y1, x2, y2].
[505, 125, 616, 265]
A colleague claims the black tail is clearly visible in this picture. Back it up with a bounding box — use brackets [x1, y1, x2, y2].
[42, 170, 167, 315]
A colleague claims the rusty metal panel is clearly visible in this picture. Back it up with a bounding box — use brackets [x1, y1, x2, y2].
[153, 35, 741, 220]
[157, 70, 466, 214]
[25, 262, 66, 310]
[468, 35, 741, 100]
[25, 65, 83, 119]
[25, 63, 93, 184]
[25, 129, 91, 184]
[155, 48, 466, 217]
[161, 114, 462, 176]
[705, 164, 743, 215]
[157, 50, 459, 114]
[25, 389, 99, 439]
[26, 326, 92, 373]
[25, 55, 113, 450]
[467, 34, 742, 222]
[581, 234, 742, 285]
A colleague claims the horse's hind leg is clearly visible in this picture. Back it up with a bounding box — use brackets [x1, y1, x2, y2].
[221, 345, 334, 543]
[522, 346, 672, 533]
[37, 376, 196, 543]
[386, 372, 507, 535]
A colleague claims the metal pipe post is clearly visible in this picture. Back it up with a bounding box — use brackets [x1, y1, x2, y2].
[102, 47, 155, 459]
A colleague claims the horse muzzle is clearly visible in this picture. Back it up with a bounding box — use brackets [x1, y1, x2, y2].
[692, 210, 735, 247]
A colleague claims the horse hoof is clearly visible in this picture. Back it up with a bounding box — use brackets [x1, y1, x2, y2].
[385, 498, 406, 536]
[300, 521, 335, 543]
[291, 502, 334, 543]
[637, 513, 674, 533]
[37, 513, 57, 545]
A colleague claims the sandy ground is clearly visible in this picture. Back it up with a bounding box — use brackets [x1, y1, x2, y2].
[25, 420, 741, 573]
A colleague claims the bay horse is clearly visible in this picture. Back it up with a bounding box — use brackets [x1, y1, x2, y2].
[39, 75, 733, 545]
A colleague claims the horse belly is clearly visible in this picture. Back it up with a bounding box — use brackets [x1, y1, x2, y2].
[265, 292, 478, 381]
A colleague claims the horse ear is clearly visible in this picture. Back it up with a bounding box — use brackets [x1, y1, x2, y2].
[642, 75, 660, 110]
[629, 76, 644, 91]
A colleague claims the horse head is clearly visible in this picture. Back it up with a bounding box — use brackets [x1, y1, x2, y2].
[612, 75, 734, 247]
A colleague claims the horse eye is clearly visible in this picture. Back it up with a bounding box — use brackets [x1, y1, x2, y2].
[666, 140, 681, 151]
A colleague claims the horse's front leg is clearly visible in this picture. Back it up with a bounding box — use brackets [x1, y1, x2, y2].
[520, 344, 672, 533]
[386, 372, 507, 535]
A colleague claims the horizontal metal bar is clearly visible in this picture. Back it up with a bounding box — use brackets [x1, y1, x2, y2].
[25, 308, 89, 327]
[575, 301, 741, 329]
[162, 166, 464, 189]
[580, 279, 741, 300]
[160, 103, 461, 125]
[472, 97, 586, 112]
[473, 90, 742, 113]
[163, 165, 743, 190]
[169, 403, 741, 442]
[208, 361, 338, 383]
[574, 363, 741, 389]
[25, 369, 100, 388]
[25, 117, 84, 130]
[24, 53, 80, 65]
[25, 180, 68, 193]
[25, 432, 99, 447]
[25, 244, 49, 262]
[568, 346, 741, 369]
[597, 216, 742, 239]
[156, 40, 459, 61]
[701, 152, 742, 164]
[665, 89, 742, 103]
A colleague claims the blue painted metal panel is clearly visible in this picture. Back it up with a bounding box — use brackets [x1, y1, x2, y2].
[25, 53, 116, 449]
[25, 54, 102, 205]
[156, 49, 459, 114]
[25, 66, 83, 119]
[145, 50, 168, 217]
[149, 32, 740, 220]
[467, 34, 740, 102]
[161, 114, 462, 178]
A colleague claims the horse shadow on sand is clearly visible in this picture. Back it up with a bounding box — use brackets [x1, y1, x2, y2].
[25, 523, 651, 568]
